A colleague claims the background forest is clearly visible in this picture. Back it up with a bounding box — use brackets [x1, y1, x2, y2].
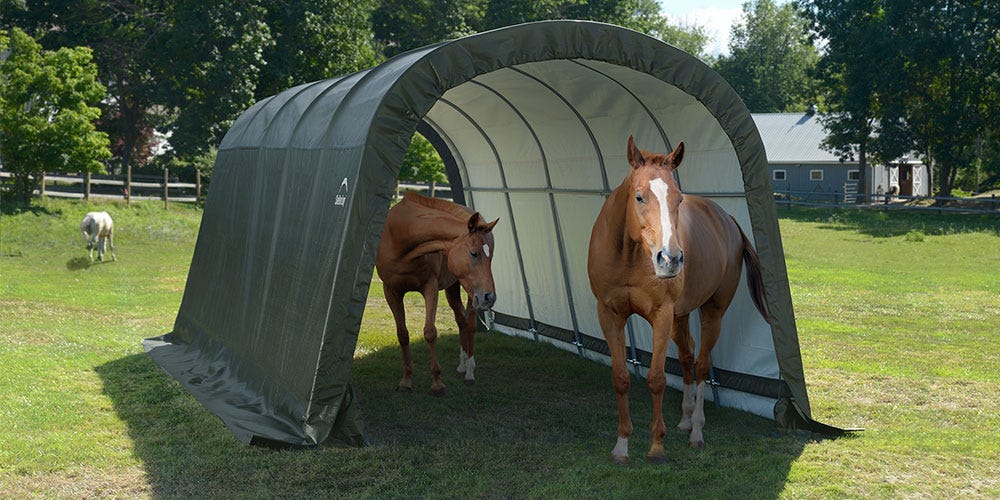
[1, 0, 998, 199]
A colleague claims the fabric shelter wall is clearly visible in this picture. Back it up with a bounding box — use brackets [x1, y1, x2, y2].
[143, 20, 813, 447]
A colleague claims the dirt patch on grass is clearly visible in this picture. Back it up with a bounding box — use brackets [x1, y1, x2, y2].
[1, 467, 152, 498]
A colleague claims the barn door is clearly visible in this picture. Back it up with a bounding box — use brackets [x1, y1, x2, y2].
[913, 166, 923, 195]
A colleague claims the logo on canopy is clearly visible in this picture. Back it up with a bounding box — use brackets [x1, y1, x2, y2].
[335, 178, 349, 206]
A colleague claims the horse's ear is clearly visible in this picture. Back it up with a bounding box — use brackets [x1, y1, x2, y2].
[467, 212, 482, 233]
[664, 141, 685, 168]
[627, 135, 644, 169]
[482, 218, 499, 233]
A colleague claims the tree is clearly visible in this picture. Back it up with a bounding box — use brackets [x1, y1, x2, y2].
[798, 0, 910, 198]
[256, 0, 380, 99]
[715, 0, 820, 112]
[373, 0, 485, 58]
[1, 0, 171, 181]
[0, 28, 111, 203]
[398, 133, 446, 185]
[155, 1, 272, 159]
[883, 0, 1000, 197]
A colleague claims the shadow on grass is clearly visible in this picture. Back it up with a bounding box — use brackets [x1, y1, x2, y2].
[66, 256, 93, 270]
[97, 333, 808, 497]
[0, 196, 61, 217]
[777, 205, 999, 238]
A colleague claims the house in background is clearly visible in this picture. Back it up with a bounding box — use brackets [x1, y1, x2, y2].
[752, 111, 929, 202]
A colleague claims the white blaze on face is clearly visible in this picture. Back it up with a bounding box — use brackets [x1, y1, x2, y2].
[648, 178, 673, 250]
[482, 244, 491, 258]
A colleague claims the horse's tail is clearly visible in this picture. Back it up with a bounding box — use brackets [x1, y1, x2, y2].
[737, 224, 771, 324]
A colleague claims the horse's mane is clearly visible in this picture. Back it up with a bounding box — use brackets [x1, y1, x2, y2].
[402, 191, 473, 221]
[641, 152, 672, 166]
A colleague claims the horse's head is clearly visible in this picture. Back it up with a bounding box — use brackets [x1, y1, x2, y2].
[447, 212, 499, 310]
[625, 135, 685, 279]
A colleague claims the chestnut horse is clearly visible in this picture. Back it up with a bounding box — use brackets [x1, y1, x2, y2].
[376, 191, 499, 395]
[588, 136, 769, 464]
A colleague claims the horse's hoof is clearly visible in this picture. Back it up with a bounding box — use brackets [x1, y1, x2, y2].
[395, 385, 412, 393]
[610, 454, 630, 465]
[463, 378, 475, 386]
[688, 440, 705, 449]
[646, 453, 668, 465]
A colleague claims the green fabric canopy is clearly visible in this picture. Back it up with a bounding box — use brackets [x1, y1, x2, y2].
[144, 20, 824, 447]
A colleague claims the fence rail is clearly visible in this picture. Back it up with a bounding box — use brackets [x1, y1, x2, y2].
[775, 187, 1000, 215]
[1, 171, 453, 204]
[0, 171, 200, 203]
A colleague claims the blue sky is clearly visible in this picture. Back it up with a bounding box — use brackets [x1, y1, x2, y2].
[656, 0, 790, 56]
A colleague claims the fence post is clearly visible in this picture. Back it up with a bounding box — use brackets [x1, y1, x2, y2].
[84, 171, 91, 201]
[430, 180, 436, 198]
[196, 168, 202, 203]
[163, 168, 169, 210]
[125, 165, 132, 206]
[39, 172, 45, 198]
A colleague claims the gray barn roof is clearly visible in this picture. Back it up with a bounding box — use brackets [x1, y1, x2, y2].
[751, 112, 847, 165]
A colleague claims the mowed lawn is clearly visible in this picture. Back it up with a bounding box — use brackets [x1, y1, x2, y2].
[0, 198, 997, 498]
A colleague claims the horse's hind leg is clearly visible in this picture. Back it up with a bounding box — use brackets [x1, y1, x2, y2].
[689, 304, 727, 448]
[97, 235, 106, 262]
[421, 285, 446, 396]
[672, 314, 696, 433]
[107, 230, 117, 261]
[446, 283, 476, 385]
[385, 287, 414, 392]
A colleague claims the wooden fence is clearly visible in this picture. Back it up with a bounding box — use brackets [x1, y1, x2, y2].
[775, 187, 1000, 215]
[1, 171, 451, 204]
[0, 170, 200, 205]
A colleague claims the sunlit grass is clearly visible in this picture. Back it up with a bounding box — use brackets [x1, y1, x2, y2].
[1, 199, 998, 497]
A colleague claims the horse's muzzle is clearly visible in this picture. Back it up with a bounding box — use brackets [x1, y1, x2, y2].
[654, 248, 683, 279]
[474, 291, 496, 310]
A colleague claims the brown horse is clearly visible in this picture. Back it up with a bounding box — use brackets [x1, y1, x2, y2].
[376, 191, 499, 395]
[587, 136, 769, 464]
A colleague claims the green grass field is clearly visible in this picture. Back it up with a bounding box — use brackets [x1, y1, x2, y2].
[1, 198, 998, 498]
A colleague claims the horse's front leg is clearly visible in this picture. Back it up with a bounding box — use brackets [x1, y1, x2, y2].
[97, 235, 106, 262]
[384, 287, 413, 392]
[646, 310, 675, 463]
[597, 304, 631, 464]
[422, 285, 446, 396]
[445, 283, 476, 385]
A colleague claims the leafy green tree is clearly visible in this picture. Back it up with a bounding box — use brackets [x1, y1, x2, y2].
[373, 0, 485, 58]
[883, 0, 1000, 197]
[0, 28, 111, 203]
[565, 0, 710, 58]
[798, 0, 910, 197]
[715, 0, 819, 112]
[256, 0, 380, 99]
[3, 1, 171, 175]
[398, 133, 446, 185]
[155, 1, 272, 159]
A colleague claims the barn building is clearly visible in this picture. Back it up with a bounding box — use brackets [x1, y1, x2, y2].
[752, 111, 929, 203]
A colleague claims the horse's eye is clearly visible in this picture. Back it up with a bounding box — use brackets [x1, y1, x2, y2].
[470, 251, 479, 258]
[635, 194, 644, 203]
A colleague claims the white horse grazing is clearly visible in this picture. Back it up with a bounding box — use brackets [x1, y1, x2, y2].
[80, 211, 117, 262]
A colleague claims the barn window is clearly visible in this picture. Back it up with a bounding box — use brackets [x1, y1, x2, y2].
[810, 170, 824, 181]
[848, 170, 860, 181]
[773, 169, 786, 181]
